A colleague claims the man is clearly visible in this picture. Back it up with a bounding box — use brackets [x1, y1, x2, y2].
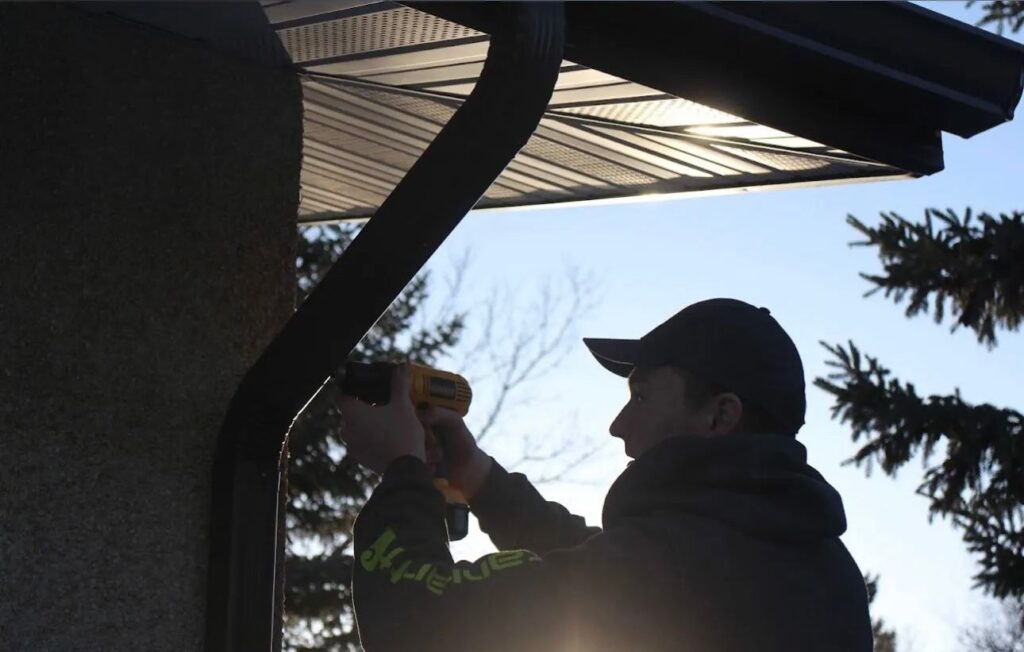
[337, 298, 873, 651]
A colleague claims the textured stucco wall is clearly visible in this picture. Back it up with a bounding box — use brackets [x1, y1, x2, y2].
[0, 5, 301, 650]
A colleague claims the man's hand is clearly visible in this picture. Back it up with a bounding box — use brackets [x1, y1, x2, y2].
[417, 405, 493, 501]
[335, 363, 426, 473]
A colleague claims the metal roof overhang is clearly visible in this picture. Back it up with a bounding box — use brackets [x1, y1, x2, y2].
[279, 0, 1024, 221]
[81, 1, 1024, 223]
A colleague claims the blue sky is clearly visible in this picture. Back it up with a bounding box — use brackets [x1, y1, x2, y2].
[419, 4, 1023, 650]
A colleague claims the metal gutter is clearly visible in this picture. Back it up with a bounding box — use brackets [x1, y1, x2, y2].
[203, 3, 564, 651]
[413, 1, 1024, 176]
[681, 1, 1024, 136]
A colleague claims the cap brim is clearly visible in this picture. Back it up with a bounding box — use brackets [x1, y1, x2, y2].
[582, 338, 640, 378]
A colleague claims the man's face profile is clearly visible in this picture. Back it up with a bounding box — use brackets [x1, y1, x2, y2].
[609, 365, 743, 458]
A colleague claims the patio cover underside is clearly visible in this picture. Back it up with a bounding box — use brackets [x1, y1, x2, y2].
[275, 4, 907, 222]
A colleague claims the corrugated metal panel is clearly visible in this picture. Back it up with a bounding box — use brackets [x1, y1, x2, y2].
[296, 74, 899, 221]
[269, 2, 908, 221]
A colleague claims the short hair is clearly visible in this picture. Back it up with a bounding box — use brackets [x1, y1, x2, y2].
[671, 365, 795, 437]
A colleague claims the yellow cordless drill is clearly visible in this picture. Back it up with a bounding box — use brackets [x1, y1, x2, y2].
[334, 361, 474, 540]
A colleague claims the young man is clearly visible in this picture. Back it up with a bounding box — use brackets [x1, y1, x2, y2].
[336, 298, 873, 652]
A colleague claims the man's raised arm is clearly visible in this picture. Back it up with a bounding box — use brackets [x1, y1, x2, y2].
[351, 454, 665, 652]
[418, 404, 600, 555]
[469, 458, 600, 554]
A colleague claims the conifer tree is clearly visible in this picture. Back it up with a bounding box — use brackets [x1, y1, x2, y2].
[865, 573, 899, 652]
[284, 224, 465, 651]
[815, 209, 1024, 600]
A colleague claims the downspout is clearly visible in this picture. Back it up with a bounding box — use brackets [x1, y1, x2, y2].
[203, 4, 565, 651]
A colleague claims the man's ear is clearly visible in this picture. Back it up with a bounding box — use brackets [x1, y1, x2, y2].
[710, 393, 744, 434]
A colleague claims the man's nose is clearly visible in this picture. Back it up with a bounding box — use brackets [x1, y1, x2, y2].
[609, 405, 627, 439]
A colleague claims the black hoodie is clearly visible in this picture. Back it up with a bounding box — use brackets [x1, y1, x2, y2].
[352, 433, 873, 651]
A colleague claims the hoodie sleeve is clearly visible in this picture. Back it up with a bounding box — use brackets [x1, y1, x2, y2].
[351, 456, 639, 652]
[468, 458, 601, 554]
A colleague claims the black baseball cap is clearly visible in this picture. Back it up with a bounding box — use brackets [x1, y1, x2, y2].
[583, 298, 806, 436]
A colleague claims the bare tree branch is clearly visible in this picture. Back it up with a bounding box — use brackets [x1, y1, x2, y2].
[959, 596, 1024, 652]
[523, 447, 606, 485]
[503, 411, 611, 485]
[421, 248, 472, 338]
[436, 262, 605, 484]
[464, 266, 600, 443]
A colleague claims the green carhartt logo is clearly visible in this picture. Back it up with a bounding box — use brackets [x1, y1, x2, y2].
[361, 527, 540, 595]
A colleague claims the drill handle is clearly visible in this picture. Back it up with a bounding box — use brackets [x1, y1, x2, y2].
[425, 425, 468, 502]
[424, 425, 470, 541]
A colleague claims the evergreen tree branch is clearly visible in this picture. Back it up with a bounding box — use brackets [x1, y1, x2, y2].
[967, 0, 1024, 34]
[846, 209, 1024, 349]
[815, 340, 1024, 597]
[940, 492, 1024, 600]
[864, 572, 899, 652]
